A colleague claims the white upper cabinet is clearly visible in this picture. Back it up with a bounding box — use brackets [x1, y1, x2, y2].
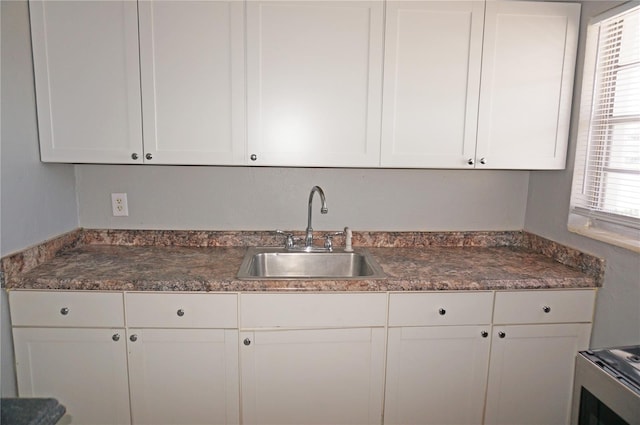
[138, 0, 246, 165]
[30, 1, 143, 163]
[475, 1, 580, 169]
[381, 1, 484, 168]
[246, 1, 384, 167]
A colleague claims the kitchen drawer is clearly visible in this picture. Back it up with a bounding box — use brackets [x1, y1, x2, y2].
[240, 293, 387, 328]
[493, 290, 596, 324]
[388, 292, 494, 326]
[125, 292, 237, 328]
[9, 290, 124, 327]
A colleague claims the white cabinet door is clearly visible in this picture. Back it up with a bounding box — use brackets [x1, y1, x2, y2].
[484, 323, 592, 425]
[476, 1, 580, 169]
[381, 1, 484, 168]
[29, 0, 143, 164]
[246, 1, 384, 167]
[13, 327, 131, 425]
[138, 1, 245, 165]
[384, 326, 491, 425]
[127, 328, 239, 425]
[240, 328, 385, 425]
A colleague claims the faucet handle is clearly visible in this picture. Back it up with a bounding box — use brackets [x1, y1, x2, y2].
[275, 230, 297, 249]
[322, 231, 344, 252]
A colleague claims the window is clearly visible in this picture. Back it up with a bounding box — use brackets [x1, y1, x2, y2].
[569, 2, 640, 252]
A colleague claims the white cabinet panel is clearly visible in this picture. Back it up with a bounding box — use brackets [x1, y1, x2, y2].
[125, 292, 237, 328]
[139, 0, 245, 165]
[13, 327, 131, 425]
[388, 291, 493, 326]
[381, 1, 484, 168]
[385, 326, 491, 425]
[493, 289, 596, 324]
[476, 1, 580, 169]
[246, 1, 384, 166]
[241, 328, 385, 425]
[484, 323, 592, 425]
[240, 293, 387, 328]
[127, 328, 239, 425]
[30, 0, 143, 163]
[9, 290, 124, 327]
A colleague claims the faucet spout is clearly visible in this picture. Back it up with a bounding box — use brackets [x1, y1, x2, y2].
[305, 186, 328, 248]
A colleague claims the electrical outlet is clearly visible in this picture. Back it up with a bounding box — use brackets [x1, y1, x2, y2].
[111, 193, 129, 217]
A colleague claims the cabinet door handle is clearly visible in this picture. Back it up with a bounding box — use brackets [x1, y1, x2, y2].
[177, 309, 185, 317]
[243, 338, 251, 346]
[130, 334, 138, 342]
[250, 154, 257, 161]
[131, 153, 139, 160]
[145, 153, 153, 160]
[542, 306, 551, 313]
[479, 157, 486, 165]
[438, 308, 446, 315]
[498, 331, 506, 338]
[112, 334, 120, 342]
[60, 307, 69, 315]
[467, 158, 474, 165]
[481, 331, 489, 338]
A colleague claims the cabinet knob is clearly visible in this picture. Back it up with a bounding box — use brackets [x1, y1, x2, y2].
[145, 153, 153, 160]
[60, 307, 69, 315]
[498, 331, 506, 339]
[112, 333, 120, 342]
[467, 158, 474, 165]
[131, 153, 139, 160]
[479, 157, 486, 165]
[438, 308, 446, 315]
[177, 309, 185, 317]
[542, 306, 551, 313]
[250, 154, 257, 161]
[243, 338, 251, 346]
[130, 334, 138, 342]
[481, 331, 489, 338]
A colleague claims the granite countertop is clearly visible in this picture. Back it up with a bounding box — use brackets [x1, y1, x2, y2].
[2, 229, 602, 291]
[1, 398, 66, 425]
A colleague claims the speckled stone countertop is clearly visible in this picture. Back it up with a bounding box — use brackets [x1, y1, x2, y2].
[1, 229, 603, 292]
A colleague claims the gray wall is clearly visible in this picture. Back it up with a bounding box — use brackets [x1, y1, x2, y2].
[524, 0, 640, 348]
[76, 165, 529, 231]
[0, 0, 79, 396]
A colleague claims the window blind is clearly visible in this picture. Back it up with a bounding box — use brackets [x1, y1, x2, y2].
[571, 4, 640, 231]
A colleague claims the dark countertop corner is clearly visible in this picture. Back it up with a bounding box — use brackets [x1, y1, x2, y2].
[1, 398, 66, 425]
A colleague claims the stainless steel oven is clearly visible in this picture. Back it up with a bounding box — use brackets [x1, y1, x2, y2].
[571, 346, 640, 425]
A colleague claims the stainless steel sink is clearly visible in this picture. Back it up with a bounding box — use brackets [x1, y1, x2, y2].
[237, 247, 386, 280]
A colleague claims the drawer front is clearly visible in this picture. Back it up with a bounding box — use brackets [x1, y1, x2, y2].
[125, 293, 237, 328]
[9, 290, 124, 327]
[493, 290, 596, 324]
[388, 292, 494, 326]
[240, 293, 387, 328]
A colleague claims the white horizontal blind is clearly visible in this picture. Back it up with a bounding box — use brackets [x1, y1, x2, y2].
[571, 4, 640, 231]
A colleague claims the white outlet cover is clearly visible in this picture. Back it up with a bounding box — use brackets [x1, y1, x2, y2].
[111, 193, 129, 217]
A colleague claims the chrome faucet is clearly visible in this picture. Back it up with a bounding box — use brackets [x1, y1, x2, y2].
[305, 186, 328, 249]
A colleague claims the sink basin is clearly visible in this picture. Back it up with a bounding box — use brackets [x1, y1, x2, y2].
[237, 247, 386, 280]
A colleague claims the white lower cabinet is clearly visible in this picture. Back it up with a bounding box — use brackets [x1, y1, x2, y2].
[385, 326, 491, 425]
[239, 293, 387, 425]
[483, 290, 595, 425]
[240, 328, 385, 425]
[124, 293, 239, 425]
[385, 292, 494, 425]
[10, 291, 131, 425]
[9, 289, 596, 425]
[13, 327, 132, 425]
[127, 328, 239, 425]
[483, 323, 592, 425]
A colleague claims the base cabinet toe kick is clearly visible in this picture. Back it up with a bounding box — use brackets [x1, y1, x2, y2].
[9, 289, 596, 425]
